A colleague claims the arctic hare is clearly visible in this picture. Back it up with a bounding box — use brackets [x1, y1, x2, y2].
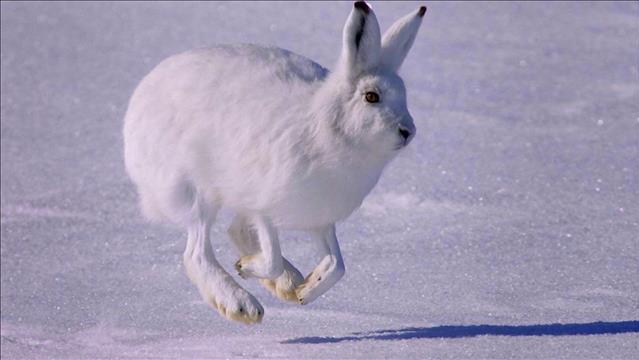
[123, 1, 425, 324]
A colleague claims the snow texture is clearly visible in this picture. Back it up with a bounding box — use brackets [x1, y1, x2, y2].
[1, 1, 638, 358]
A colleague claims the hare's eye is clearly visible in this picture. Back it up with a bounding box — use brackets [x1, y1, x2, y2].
[364, 91, 380, 103]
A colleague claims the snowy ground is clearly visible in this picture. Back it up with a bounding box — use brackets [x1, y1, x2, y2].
[1, 1, 638, 359]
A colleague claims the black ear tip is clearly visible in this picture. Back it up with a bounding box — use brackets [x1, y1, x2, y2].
[418, 6, 427, 17]
[354, 1, 370, 15]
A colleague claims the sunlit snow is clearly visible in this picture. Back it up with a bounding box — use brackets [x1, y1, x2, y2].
[1, 1, 638, 358]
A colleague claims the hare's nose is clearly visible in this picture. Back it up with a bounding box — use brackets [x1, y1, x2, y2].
[398, 126, 412, 141]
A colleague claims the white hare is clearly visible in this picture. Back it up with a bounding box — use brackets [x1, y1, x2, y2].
[123, 1, 425, 324]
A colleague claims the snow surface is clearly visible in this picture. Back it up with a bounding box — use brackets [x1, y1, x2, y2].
[1, 1, 638, 358]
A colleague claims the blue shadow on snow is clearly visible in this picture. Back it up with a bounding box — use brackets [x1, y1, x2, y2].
[282, 320, 639, 344]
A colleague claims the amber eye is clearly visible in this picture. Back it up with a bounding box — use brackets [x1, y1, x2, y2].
[364, 91, 380, 103]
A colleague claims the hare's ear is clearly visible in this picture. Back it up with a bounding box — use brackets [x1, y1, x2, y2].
[339, 1, 381, 76]
[380, 6, 426, 72]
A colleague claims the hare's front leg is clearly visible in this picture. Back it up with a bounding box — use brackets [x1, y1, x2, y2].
[233, 215, 284, 280]
[183, 207, 263, 324]
[296, 224, 345, 305]
[228, 215, 304, 302]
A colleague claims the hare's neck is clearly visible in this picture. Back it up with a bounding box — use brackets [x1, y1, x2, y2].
[305, 86, 349, 157]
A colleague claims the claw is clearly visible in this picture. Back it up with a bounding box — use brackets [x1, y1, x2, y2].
[235, 259, 249, 279]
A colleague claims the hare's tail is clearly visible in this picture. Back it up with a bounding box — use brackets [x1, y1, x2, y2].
[138, 176, 206, 226]
[137, 188, 165, 223]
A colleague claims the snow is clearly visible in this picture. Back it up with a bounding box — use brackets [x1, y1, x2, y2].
[1, 1, 638, 358]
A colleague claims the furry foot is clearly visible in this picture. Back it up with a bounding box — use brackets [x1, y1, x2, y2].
[235, 254, 283, 280]
[202, 286, 264, 325]
[295, 269, 323, 305]
[295, 254, 344, 305]
[259, 258, 304, 303]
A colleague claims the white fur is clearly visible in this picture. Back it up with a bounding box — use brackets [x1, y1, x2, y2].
[123, 2, 425, 324]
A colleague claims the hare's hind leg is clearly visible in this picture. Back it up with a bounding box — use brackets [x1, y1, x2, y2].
[228, 215, 304, 303]
[183, 204, 263, 324]
[295, 224, 345, 305]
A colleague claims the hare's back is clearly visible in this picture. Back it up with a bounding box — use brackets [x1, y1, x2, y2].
[125, 44, 327, 142]
[205, 44, 329, 84]
[156, 44, 328, 98]
[125, 43, 327, 146]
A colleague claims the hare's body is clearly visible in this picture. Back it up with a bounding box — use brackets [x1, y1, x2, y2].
[124, 2, 426, 324]
[125, 45, 387, 230]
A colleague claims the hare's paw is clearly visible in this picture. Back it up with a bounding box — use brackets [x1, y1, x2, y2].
[235, 254, 283, 280]
[295, 255, 344, 305]
[203, 286, 264, 324]
[259, 259, 304, 303]
[186, 257, 264, 324]
[295, 269, 323, 305]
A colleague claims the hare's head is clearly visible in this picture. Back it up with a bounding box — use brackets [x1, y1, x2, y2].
[316, 2, 425, 157]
